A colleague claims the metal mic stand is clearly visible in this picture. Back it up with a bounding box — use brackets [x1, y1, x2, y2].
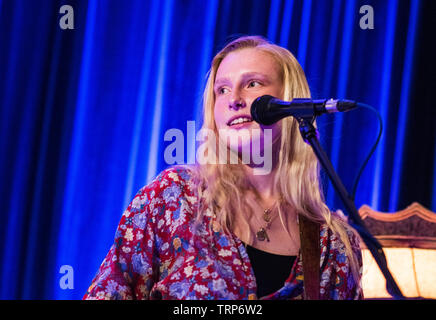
[296, 116, 405, 300]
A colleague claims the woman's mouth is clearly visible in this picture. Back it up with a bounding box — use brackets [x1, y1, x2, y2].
[227, 115, 253, 128]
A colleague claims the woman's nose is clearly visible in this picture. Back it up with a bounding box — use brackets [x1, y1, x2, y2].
[229, 94, 246, 110]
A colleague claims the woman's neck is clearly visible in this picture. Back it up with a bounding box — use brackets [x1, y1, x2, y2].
[243, 165, 278, 200]
[242, 140, 281, 202]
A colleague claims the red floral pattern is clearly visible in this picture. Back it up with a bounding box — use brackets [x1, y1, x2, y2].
[83, 167, 363, 300]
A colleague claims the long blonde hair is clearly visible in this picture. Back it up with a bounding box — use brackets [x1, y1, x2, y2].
[188, 35, 360, 280]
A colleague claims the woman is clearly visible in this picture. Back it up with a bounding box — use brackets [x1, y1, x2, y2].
[83, 35, 362, 300]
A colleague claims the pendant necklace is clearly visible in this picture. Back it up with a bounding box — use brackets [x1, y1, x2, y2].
[255, 201, 279, 242]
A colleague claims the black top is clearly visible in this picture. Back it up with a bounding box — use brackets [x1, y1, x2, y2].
[245, 244, 296, 297]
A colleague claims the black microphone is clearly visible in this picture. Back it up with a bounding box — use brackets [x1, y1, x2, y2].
[251, 95, 358, 125]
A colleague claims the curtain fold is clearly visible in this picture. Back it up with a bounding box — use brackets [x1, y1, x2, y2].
[0, 0, 434, 299]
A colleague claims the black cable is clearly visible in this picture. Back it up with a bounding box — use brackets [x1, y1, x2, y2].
[350, 103, 383, 201]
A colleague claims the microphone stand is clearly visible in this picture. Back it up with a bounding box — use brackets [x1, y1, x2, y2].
[296, 116, 405, 300]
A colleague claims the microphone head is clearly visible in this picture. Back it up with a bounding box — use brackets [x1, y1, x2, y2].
[251, 95, 276, 125]
[336, 99, 357, 112]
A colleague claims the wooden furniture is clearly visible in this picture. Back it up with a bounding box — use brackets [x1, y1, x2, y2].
[358, 202, 436, 299]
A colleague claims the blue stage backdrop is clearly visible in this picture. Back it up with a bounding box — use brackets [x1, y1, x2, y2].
[0, 0, 434, 299]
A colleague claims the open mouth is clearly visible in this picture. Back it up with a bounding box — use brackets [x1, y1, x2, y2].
[227, 115, 253, 127]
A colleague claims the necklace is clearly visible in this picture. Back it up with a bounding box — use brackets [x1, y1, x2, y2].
[255, 201, 279, 242]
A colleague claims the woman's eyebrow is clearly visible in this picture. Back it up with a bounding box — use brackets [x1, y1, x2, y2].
[241, 72, 270, 81]
[214, 77, 230, 89]
[214, 72, 270, 89]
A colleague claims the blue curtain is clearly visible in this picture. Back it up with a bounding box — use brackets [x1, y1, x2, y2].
[0, 0, 434, 299]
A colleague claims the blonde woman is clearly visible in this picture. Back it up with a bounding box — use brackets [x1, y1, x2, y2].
[84, 35, 362, 300]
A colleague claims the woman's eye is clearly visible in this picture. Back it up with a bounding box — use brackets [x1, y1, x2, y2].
[218, 87, 229, 94]
[247, 81, 261, 88]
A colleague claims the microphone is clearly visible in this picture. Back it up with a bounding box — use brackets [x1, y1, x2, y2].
[251, 95, 358, 125]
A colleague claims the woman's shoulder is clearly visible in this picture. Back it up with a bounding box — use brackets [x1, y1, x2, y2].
[135, 165, 196, 197]
[320, 213, 361, 254]
[127, 165, 199, 218]
[148, 165, 194, 186]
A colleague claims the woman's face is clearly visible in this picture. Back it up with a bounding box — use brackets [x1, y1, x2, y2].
[213, 48, 283, 159]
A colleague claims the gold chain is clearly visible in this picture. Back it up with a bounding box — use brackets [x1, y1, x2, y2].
[255, 200, 280, 242]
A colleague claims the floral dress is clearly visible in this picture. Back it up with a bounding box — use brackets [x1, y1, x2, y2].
[83, 167, 363, 300]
